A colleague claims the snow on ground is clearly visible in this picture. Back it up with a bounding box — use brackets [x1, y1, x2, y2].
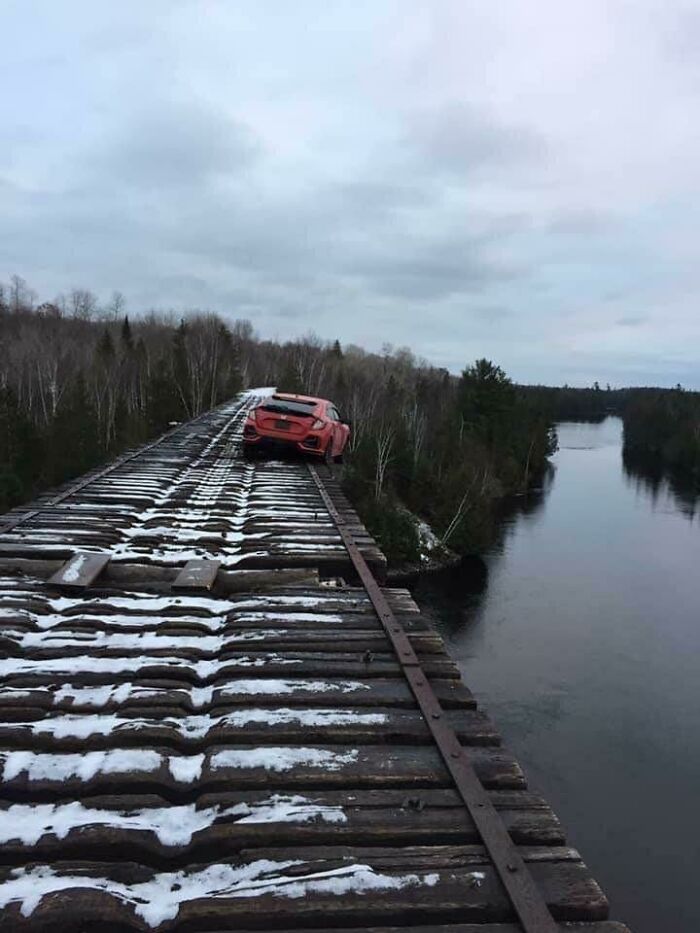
[0, 746, 361, 784]
[239, 386, 277, 400]
[417, 519, 442, 561]
[0, 588, 358, 633]
[59, 554, 88, 583]
[5, 629, 291, 651]
[0, 653, 301, 679]
[210, 746, 359, 773]
[167, 754, 204, 782]
[3, 708, 386, 740]
[1, 749, 162, 782]
[0, 861, 443, 927]
[0, 794, 348, 847]
[26, 592, 242, 615]
[1, 678, 370, 709]
[5, 611, 228, 632]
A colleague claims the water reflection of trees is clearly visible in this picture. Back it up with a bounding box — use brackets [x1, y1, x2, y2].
[493, 463, 553, 546]
[622, 448, 699, 521]
[412, 471, 551, 638]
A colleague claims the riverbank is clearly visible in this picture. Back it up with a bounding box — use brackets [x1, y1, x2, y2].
[383, 511, 463, 583]
[385, 549, 462, 584]
[349, 462, 554, 583]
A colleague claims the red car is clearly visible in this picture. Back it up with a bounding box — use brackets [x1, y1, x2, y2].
[242, 393, 351, 462]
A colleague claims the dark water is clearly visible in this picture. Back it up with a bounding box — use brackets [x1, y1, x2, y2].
[414, 418, 699, 933]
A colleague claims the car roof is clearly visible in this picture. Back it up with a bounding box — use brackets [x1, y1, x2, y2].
[269, 393, 332, 406]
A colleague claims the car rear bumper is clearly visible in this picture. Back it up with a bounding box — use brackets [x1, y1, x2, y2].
[243, 435, 325, 457]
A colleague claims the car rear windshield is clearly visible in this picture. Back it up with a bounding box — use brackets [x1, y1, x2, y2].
[260, 399, 318, 416]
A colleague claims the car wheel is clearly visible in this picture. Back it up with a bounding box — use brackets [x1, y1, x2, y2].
[323, 441, 334, 466]
[333, 452, 344, 464]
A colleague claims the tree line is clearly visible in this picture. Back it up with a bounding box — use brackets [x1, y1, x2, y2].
[520, 382, 700, 506]
[621, 387, 700, 482]
[0, 277, 242, 510]
[519, 381, 700, 486]
[0, 275, 557, 562]
[518, 383, 619, 422]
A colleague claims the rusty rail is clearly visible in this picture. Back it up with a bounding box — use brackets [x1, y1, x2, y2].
[308, 462, 559, 933]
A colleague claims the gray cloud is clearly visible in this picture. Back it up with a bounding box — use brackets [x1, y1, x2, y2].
[1, 1, 700, 386]
[546, 209, 620, 237]
[406, 102, 546, 176]
[616, 315, 648, 327]
[471, 305, 513, 322]
[345, 238, 514, 300]
[89, 101, 259, 189]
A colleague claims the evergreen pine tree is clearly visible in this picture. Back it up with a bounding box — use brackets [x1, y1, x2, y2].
[120, 315, 134, 352]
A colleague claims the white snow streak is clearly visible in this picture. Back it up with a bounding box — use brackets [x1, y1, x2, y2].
[3, 708, 385, 740]
[0, 795, 346, 846]
[0, 862, 440, 926]
[7, 678, 369, 710]
[60, 554, 88, 583]
[211, 746, 359, 773]
[0, 653, 299, 678]
[0, 749, 161, 782]
[167, 754, 204, 783]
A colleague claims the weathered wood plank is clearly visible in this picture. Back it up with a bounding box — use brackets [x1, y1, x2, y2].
[0, 790, 564, 862]
[0, 706, 500, 750]
[0, 676, 476, 711]
[0, 651, 462, 681]
[0, 558, 65, 577]
[217, 567, 320, 591]
[0, 852, 609, 930]
[0, 583, 418, 615]
[0, 613, 433, 637]
[0, 743, 524, 796]
[0, 631, 447, 658]
[100, 565, 325, 591]
[172, 559, 221, 591]
[207, 925, 630, 933]
[46, 552, 111, 590]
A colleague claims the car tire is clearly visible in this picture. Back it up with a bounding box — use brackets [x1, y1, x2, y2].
[323, 441, 334, 466]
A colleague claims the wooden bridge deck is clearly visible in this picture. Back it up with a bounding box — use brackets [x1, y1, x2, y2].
[0, 394, 631, 932]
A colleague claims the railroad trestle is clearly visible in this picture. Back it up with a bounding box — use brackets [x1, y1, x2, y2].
[0, 392, 630, 932]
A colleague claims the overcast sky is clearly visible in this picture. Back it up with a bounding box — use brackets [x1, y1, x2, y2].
[2, 1, 700, 386]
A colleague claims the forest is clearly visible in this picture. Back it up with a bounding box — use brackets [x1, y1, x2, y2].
[621, 387, 700, 482]
[520, 381, 700, 488]
[518, 383, 620, 422]
[0, 275, 558, 563]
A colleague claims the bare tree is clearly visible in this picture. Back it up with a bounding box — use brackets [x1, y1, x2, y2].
[374, 424, 395, 502]
[346, 385, 378, 451]
[33, 332, 72, 424]
[70, 288, 98, 320]
[403, 401, 427, 469]
[440, 467, 492, 546]
[102, 291, 126, 321]
[9, 275, 34, 313]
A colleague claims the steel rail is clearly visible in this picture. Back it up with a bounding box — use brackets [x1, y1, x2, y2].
[308, 463, 560, 933]
[0, 396, 250, 537]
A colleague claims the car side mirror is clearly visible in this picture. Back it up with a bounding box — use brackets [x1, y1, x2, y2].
[342, 419, 352, 429]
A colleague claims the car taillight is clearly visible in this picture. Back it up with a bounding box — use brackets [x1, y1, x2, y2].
[312, 419, 325, 429]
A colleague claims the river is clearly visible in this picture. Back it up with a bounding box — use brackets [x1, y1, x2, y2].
[414, 417, 699, 933]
